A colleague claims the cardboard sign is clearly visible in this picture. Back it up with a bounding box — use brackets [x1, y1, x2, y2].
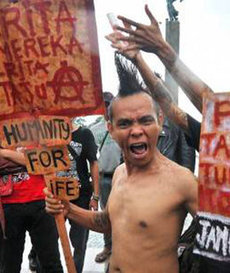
[194, 212, 230, 262]
[25, 145, 70, 174]
[45, 174, 79, 201]
[0, 115, 71, 148]
[199, 93, 230, 217]
[194, 93, 230, 262]
[0, 0, 104, 118]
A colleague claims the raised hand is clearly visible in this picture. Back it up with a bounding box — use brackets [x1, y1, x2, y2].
[115, 4, 166, 54]
[106, 22, 140, 60]
[113, 4, 213, 113]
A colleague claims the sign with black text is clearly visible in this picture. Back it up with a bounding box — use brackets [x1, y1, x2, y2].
[45, 174, 79, 201]
[25, 145, 70, 174]
[0, 115, 71, 148]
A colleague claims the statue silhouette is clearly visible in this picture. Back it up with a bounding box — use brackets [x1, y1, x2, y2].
[166, 0, 183, 21]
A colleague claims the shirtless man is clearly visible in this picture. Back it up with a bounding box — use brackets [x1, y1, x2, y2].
[45, 58, 198, 273]
[105, 6, 230, 273]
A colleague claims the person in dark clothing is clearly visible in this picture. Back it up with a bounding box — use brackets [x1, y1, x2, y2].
[28, 246, 41, 272]
[184, 114, 201, 152]
[0, 149, 63, 273]
[157, 116, 195, 172]
[59, 122, 99, 273]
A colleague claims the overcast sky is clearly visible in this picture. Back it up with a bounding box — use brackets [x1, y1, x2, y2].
[92, 0, 230, 121]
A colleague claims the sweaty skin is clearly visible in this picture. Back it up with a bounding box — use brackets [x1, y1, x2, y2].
[45, 92, 198, 273]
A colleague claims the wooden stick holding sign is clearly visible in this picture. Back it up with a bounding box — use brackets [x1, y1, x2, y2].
[45, 175, 80, 273]
[55, 214, 77, 273]
[24, 146, 79, 273]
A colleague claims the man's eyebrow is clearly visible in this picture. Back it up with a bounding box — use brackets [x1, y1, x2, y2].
[117, 118, 132, 124]
[138, 115, 156, 122]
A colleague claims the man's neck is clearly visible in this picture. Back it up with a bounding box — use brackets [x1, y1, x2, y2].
[125, 148, 163, 176]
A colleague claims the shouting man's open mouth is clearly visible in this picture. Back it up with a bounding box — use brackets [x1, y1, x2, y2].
[129, 142, 148, 158]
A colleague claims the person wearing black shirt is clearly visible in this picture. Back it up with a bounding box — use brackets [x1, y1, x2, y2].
[157, 116, 195, 171]
[185, 114, 201, 152]
[67, 123, 99, 273]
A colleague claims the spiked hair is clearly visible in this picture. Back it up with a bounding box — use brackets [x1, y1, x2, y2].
[108, 52, 158, 121]
[115, 52, 145, 96]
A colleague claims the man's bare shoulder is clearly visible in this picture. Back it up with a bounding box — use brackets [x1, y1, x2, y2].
[162, 156, 195, 177]
[158, 156, 198, 215]
[160, 156, 197, 190]
[112, 163, 127, 186]
[114, 162, 126, 173]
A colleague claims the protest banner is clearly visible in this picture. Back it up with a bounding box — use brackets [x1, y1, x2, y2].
[45, 174, 79, 201]
[0, 0, 104, 119]
[0, 1, 103, 272]
[0, 115, 71, 148]
[194, 93, 230, 262]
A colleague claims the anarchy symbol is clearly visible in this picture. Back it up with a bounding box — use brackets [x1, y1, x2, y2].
[48, 61, 89, 104]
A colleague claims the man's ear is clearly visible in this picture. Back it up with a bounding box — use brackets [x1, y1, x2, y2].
[158, 108, 164, 128]
[107, 121, 114, 137]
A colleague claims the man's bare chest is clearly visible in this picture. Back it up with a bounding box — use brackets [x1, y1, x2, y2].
[108, 177, 183, 233]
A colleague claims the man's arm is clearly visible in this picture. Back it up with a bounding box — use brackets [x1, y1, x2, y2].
[44, 188, 111, 233]
[115, 4, 214, 113]
[89, 160, 99, 210]
[0, 148, 26, 165]
[135, 53, 189, 132]
[133, 53, 201, 149]
[179, 170, 198, 217]
[68, 202, 110, 233]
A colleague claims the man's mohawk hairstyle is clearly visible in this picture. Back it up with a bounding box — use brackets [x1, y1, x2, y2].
[114, 52, 144, 97]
